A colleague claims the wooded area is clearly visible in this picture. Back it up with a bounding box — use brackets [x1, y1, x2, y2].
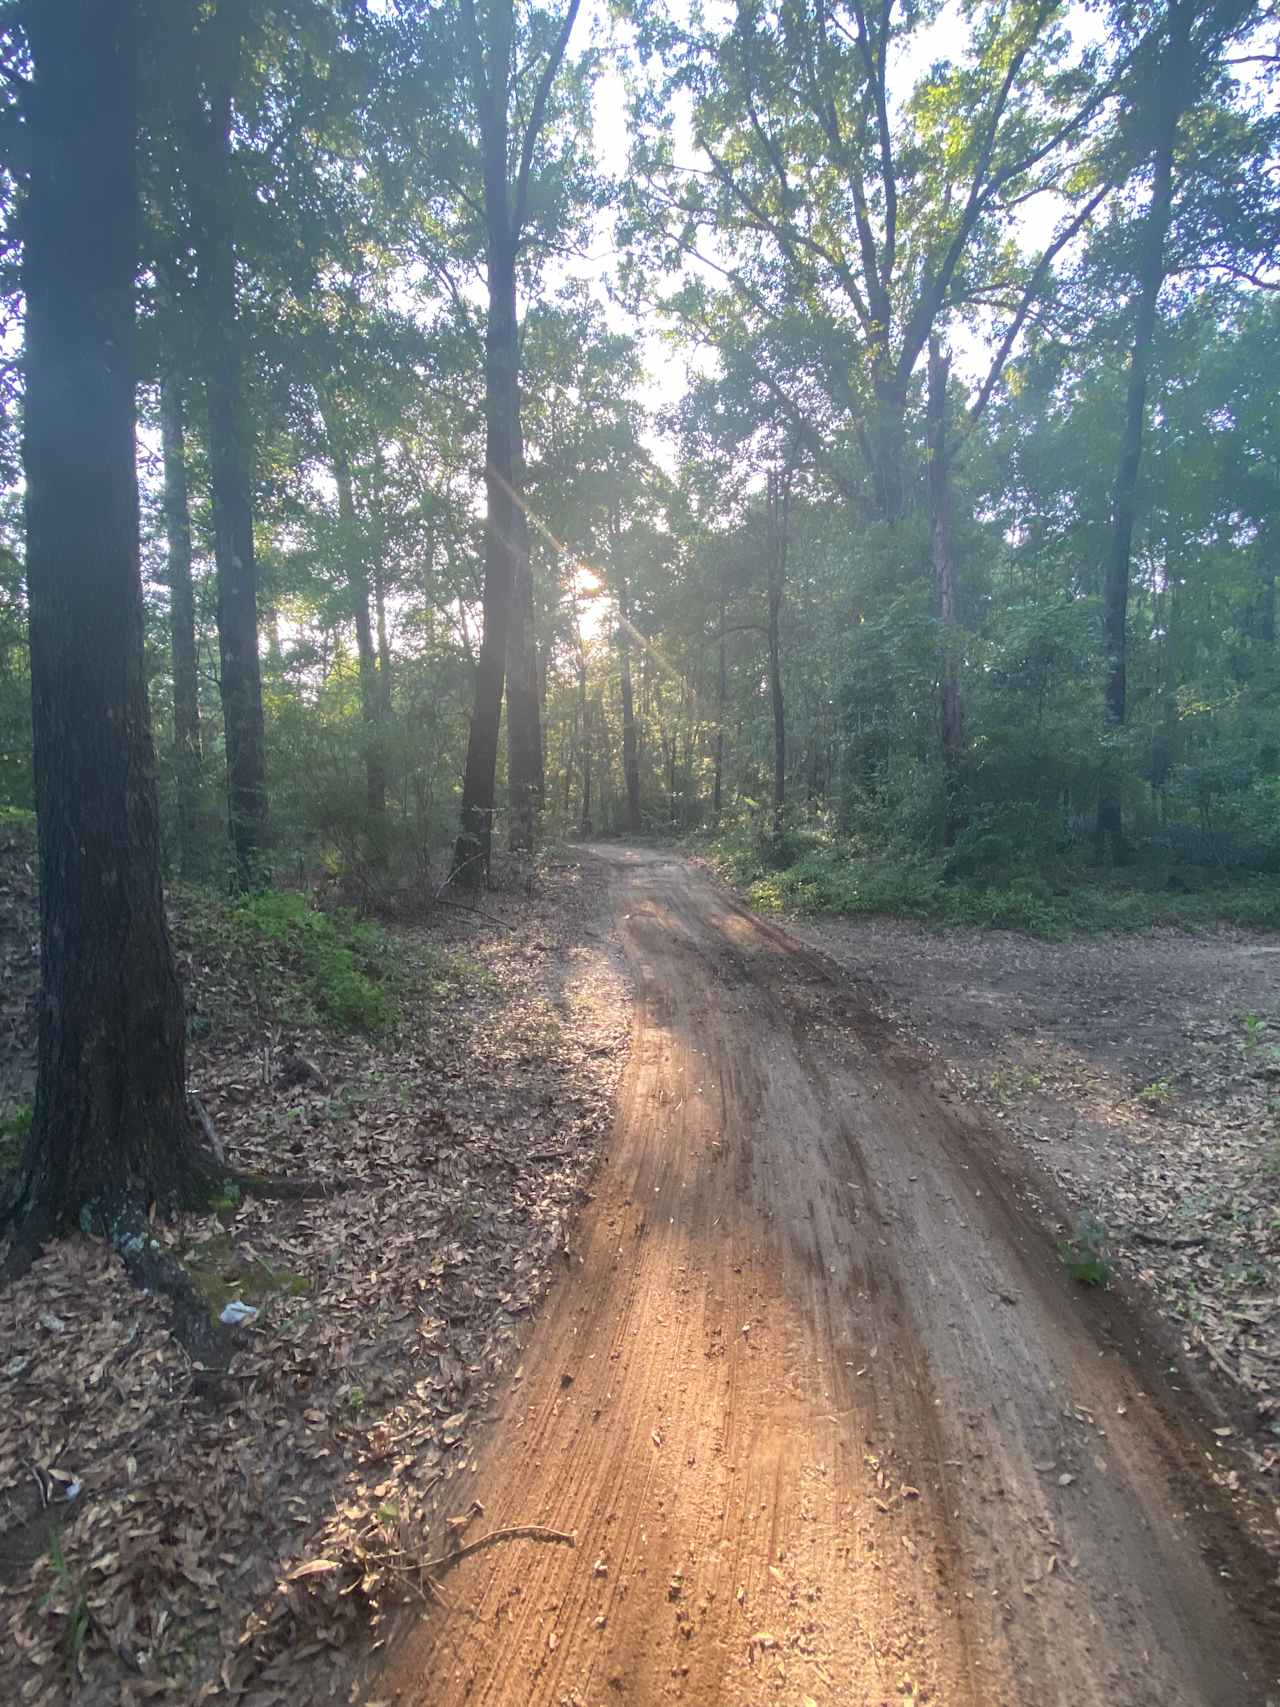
[0, 0, 1274, 1244]
[0, 0, 1273, 907]
[1, 0, 1280, 1699]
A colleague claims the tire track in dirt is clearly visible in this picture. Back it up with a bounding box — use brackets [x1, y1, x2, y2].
[376, 848, 1279, 1706]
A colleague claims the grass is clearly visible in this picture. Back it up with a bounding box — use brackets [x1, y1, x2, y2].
[1059, 1214, 1112, 1288]
[697, 824, 1280, 941]
[175, 884, 413, 1032]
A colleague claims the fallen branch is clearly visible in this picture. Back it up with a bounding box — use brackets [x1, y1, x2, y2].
[1129, 1229, 1205, 1250]
[1193, 1330, 1245, 1389]
[424, 1523, 576, 1574]
[226, 1168, 342, 1201]
[431, 894, 511, 929]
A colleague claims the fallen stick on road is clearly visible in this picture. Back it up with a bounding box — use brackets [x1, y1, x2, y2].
[425, 1524, 576, 1574]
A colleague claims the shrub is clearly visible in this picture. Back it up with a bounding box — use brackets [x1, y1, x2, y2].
[232, 890, 396, 1031]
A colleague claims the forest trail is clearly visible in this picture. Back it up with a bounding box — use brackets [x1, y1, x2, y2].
[379, 848, 1278, 1707]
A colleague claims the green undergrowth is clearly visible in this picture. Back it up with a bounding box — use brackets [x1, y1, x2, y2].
[175, 884, 428, 1033]
[696, 825, 1280, 940]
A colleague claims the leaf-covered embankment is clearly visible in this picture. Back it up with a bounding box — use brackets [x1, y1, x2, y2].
[0, 833, 629, 1706]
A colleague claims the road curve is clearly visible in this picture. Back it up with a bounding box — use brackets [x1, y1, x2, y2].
[376, 847, 1278, 1707]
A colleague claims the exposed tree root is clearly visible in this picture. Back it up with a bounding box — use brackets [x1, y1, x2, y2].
[0, 1100, 338, 1362]
[226, 1167, 349, 1201]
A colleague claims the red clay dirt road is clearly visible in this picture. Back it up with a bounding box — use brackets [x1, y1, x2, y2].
[377, 847, 1279, 1707]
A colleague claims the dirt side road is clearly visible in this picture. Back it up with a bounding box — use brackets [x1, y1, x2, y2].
[376, 848, 1279, 1707]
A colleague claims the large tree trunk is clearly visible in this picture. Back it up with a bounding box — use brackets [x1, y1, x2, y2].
[199, 61, 267, 887]
[506, 504, 544, 851]
[160, 375, 204, 878]
[12, 0, 205, 1248]
[868, 370, 909, 524]
[927, 337, 965, 847]
[1097, 0, 1191, 862]
[713, 574, 726, 818]
[456, 235, 520, 881]
[766, 469, 789, 840]
[455, 0, 575, 880]
[324, 402, 389, 860]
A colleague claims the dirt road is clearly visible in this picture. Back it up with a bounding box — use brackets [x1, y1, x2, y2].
[378, 848, 1278, 1706]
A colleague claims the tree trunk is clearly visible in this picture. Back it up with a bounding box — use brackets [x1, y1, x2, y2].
[12, 0, 206, 1247]
[1256, 521, 1276, 648]
[766, 469, 788, 840]
[714, 577, 726, 818]
[869, 368, 908, 524]
[580, 673, 593, 836]
[609, 507, 642, 834]
[1097, 0, 1191, 862]
[454, 0, 576, 879]
[615, 554, 641, 834]
[198, 61, 267, 887]
[506, 503, 544, 851]
[927, 336, 965, 847]
[160, 375, 204, 878]
[456, 230, 520, 882]
[324, 403, 389, 860]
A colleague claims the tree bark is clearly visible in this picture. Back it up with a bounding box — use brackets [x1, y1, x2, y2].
[456, 231, 520, 881]
[160, 375, 204, 878]
[12, 0, 207, 1247]
[196, 43, 267, 887]
[868, 370, 908, 524]
[580, 675, 593, 836]
[506, 501, 544, 851]
[570, 592, 593, 834]
[714, 573, 727, 817]
[1097, 0, 1192, 862]
[927, 336, 965, 846]
[612, 515, 641, 834]
[454, 0, 578, 881]
[765, 469, 789, 840]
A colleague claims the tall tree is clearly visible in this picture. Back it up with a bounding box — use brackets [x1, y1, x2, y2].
[159, 373, 205, 878]
[765, 463, 789, 838]
[453, 0, 580, 877]
[189, 1, 268, 885]
[1094, 0, 1267, 856]
[927, 338, 964, 846]
[319, 387, 391, 862]
[625, 0, 1121, 522]
[611, 505, 642, 834]
[8, 0, 206, 1251]
[1096, 0, 1193, 858]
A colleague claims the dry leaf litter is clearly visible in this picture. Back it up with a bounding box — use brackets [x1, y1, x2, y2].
[792, 915, 1280, 1543]
[0, 829, 629, 1707]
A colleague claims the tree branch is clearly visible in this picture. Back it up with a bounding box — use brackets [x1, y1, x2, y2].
[513, 0, 582, 243]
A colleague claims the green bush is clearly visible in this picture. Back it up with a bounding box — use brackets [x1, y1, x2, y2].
[698, 806, 1280, 939]
[232, 890, 396, 1030]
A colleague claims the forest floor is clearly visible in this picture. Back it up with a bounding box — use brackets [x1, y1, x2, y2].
[0, 822, 628, 1706]
[3, 834, 1280, 1704]
[784, 915, 1280, 1458]
[374, 845, 1280, 1707]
